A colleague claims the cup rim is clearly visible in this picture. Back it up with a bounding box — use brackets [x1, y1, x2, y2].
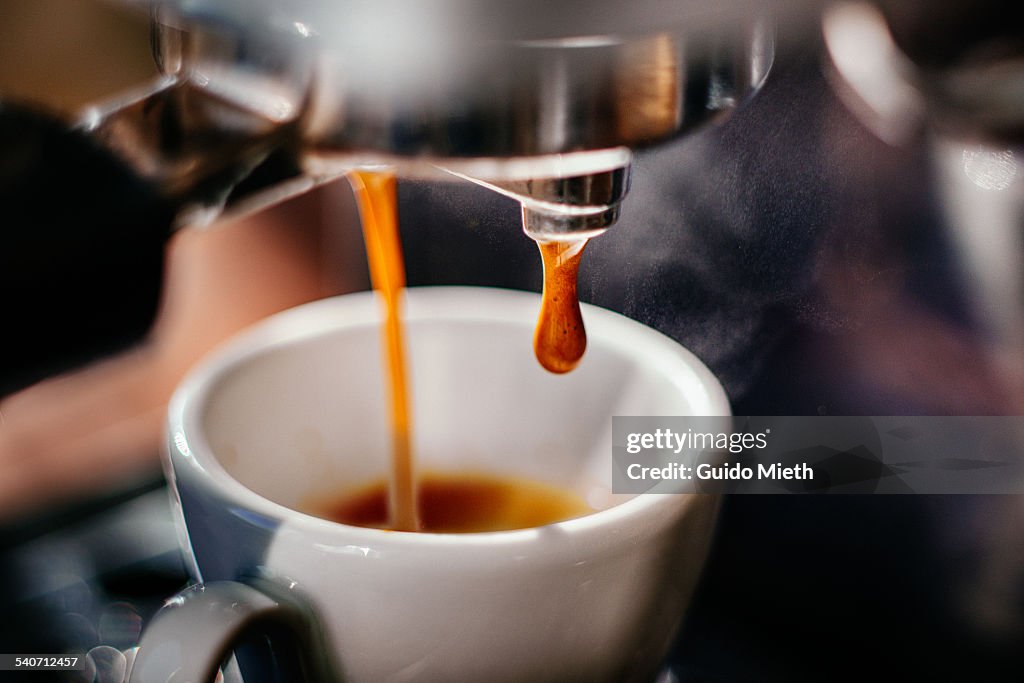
[167, 286, 731, 549]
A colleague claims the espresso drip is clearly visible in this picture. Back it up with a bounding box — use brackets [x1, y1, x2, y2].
[534, 239, 589, 374]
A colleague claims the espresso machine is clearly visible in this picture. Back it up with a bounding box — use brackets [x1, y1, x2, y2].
[1, 0, 775, 394]
[3, 0, 1024, 681]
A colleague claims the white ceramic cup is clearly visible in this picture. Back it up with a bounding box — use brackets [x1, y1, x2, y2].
[132, 286, 730, 683]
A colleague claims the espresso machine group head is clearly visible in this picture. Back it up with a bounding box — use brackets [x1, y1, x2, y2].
[0, 0, 776, 392]
[83, 0, 775, 241]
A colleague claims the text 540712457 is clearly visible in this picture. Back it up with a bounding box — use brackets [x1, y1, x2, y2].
[1, 654, 85, 671]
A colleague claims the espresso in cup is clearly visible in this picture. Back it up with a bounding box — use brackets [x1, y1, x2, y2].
[143, 166, 728, 683]
[147, 287, 729, 683]
[305, 471, 592, 533]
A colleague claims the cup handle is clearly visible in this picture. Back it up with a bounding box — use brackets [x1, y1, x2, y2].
[129, 579, 340, 683]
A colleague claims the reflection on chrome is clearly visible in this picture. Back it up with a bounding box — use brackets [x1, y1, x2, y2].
[962, 147, 1018, 191]
[823, 2, 924, 144]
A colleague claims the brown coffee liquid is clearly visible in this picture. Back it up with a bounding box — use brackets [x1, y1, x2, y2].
[534, 239, 589, 374]
[348, 172, 593, 531]
[349, 170, 419, 532]
[312, 472, 592, 533]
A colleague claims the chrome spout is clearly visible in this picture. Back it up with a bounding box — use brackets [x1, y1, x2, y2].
[442, 149, 631, 241]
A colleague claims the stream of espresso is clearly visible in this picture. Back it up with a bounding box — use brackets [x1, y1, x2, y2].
[349, 170, 419, 532]
[348, 171, 591, 531]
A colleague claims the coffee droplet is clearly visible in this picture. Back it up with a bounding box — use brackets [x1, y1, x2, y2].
[534, 239, 588, 374]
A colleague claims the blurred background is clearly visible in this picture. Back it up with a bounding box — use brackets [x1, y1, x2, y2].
[1, 0, 1023, 680]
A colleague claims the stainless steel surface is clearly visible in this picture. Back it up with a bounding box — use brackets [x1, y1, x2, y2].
[79, 0, 775, 236]
[445, 152, 631, 240]
[824, 1, 1024, 146]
